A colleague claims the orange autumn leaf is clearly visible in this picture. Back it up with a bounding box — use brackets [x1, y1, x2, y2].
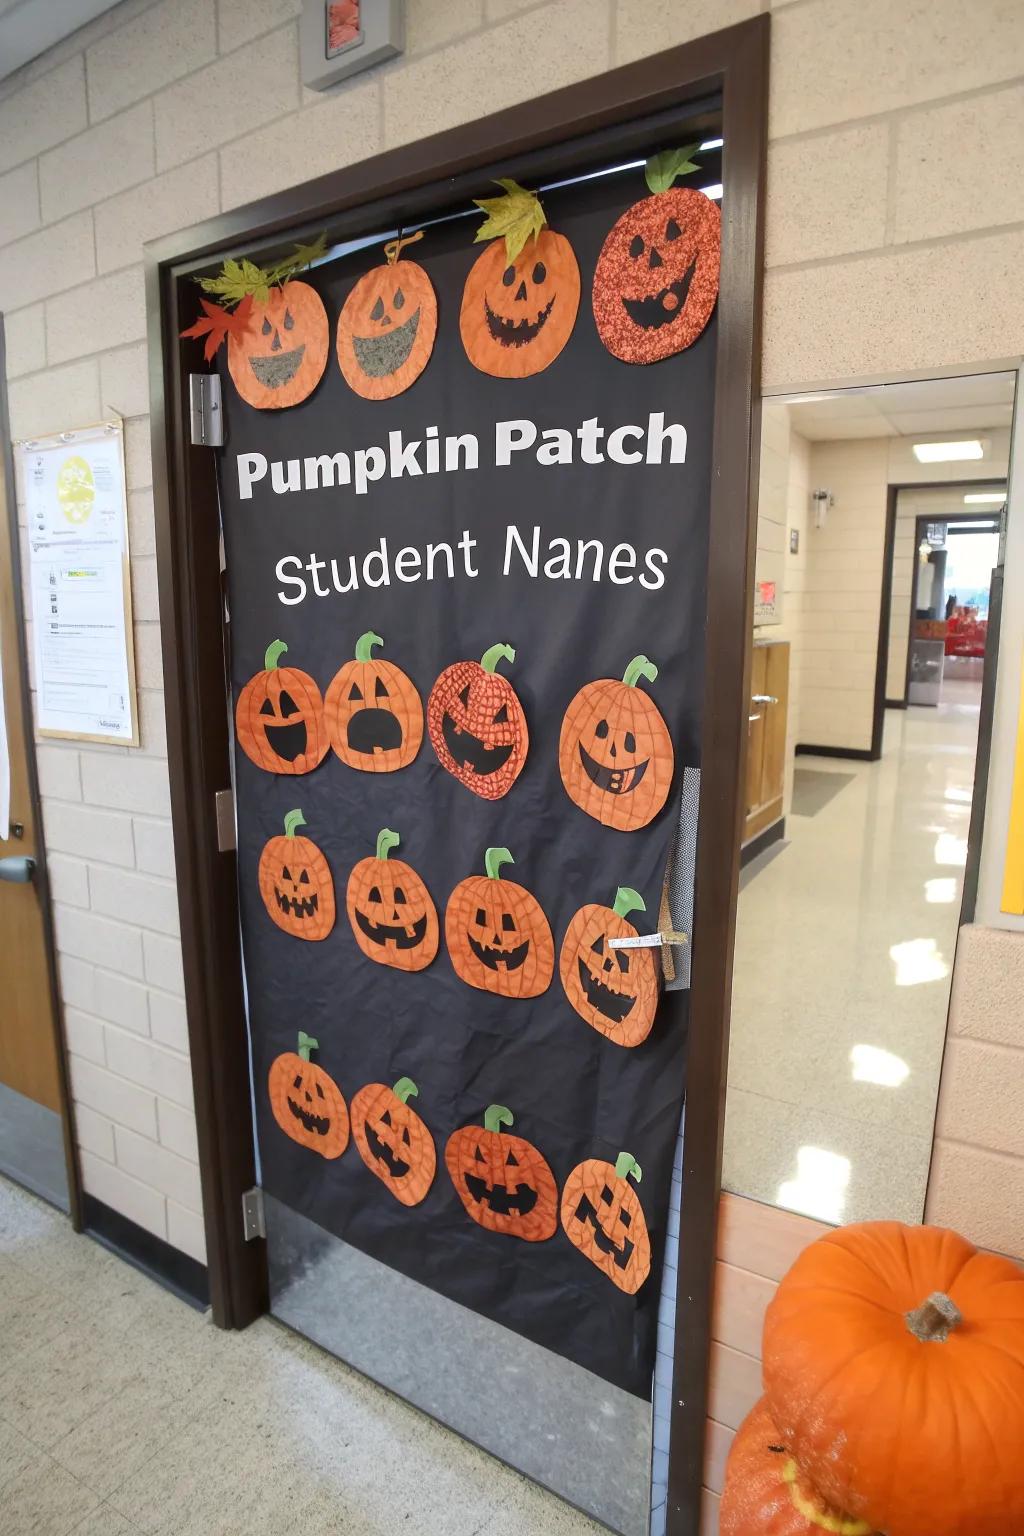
[180, 293, 255, 362]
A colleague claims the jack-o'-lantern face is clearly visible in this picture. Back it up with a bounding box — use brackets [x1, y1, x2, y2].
[325, 631, 423, 771]
[346, 828, 439, 972]
[445, 1105, 558, 1241]
[228, 280, 329, 408]
[267, 1032, 349, 1159]
[236, 639, 328, 776]
[337, 234, 437, 400]
[427, 643, 528, 799]
[559, 655, 674, 830]
[351, 1077, 436, 1206]
[445, 848, 553, 999]
[560, 1152, 651, 1294]
[720, 1400, 876, 1536]
[461, 228, 580, 378]
[560, 887, 659, 1046]
[258, 809, 335, 940]
[593, 149, 721, 365]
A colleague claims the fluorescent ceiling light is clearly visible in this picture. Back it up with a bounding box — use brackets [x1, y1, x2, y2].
[949, 519, 998, 530]
[912, 439, 984, 463]
[702, 183, 723, 201]
[963, 492, 1004, 504]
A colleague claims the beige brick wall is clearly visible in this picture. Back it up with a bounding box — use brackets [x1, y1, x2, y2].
[1, 0, 1023, 1274]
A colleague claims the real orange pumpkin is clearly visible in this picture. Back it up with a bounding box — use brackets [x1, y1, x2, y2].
[559, 654, 674, 830]
[427, 643, 528, 799]
[228, 279, 329, 408]
[445, 847, 553, 999]
[720, 1399, 877, 1536]
[559, 886, 659, 1046]
[257, 808, 335, 940]
[351, 1076, 435, 1206]
[762, 1220, 1024, 1536]
[445, 1104, 558, 1241]
[236, 639, 328, 775]
[560, 1151, 651, 1295]
[324, 630, 423, 772]
[346, 828, 438, 972]
[336, 231, 437, 400]
[268, 1031, 348, 1159]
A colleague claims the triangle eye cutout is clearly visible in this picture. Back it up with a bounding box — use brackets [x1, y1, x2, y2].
[380, 1110, 391, 1126]
[348, 683, 363, 701]
[374, 677, 389, 699]
[474, 1146, 486, 1163]
[494, 703, 509, 724]
[458, 683, 471, 708]
[506, 1150, 519, 1167]
[590, 935, 605, 954]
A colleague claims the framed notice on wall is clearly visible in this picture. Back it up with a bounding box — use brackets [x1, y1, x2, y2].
[17, 420, 139, 746]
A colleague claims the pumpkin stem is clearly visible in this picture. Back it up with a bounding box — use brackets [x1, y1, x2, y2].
[376, 828, 400, 861]
[297, 1031, 318, 1062]
[613, 887, 646, 920]
[283, 809, 306, 840]
[480, 643, 515, 675]
[264, 638, 288, 670]
[644, 145, 703, 195]
[614, 1152, 642, 1184]
[384, 229, 425, 265]
[355, 630, 383, 661]
[905, 1291, 963, 1343]
[484, 847, 514, 881]
[484, 1104, 514, 1134]
[392, 1076, 419, 1103]
[622, 655, 658, 689]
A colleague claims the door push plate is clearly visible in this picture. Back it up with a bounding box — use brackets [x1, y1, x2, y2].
[214, 788, 236, 853]
[241, 1186, 265, 1242]
[189, 372, 224, 447]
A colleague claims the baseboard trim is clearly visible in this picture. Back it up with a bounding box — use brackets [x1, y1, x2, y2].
[83, 1194, 209, 1311]
[885, 698, 908, 710]
[740, 816, 785, 867]
[795, 743, 876, 762]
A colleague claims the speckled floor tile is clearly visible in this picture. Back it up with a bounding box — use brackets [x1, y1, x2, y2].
[4, 1448, 101, 1536]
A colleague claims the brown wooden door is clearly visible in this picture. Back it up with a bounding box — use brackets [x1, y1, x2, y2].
[743, 641, 790, 844]
[745, 644, 768, 817]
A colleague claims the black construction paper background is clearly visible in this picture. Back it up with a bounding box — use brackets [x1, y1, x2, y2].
[215, 165, 716, 1398]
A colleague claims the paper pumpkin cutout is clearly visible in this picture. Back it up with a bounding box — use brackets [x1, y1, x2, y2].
[324, 630, 423, 772]
[593, 147, 721, 365]
[721, 1399, 877, 1536]
[346, 828, 439, 972]
[351, 1077, 436, 1206]
[337, 231, 438, 400]
[460, 180, 580, 378]
[427, 643, 528, 799]
[446, 847, 553, 999]
[236, 639, 328, 775]
[560, 1151, 651, 1294]
[268, 1031, 348, 1159]
[445, 1104, 558, 1241]
[559, 887, 658, 1046]
[559, 654, 674, 830]
[258, 809, 335, 941]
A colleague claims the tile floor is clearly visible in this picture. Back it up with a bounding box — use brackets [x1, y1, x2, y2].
[0, 1176, 604, 1535]
[724, 680, 981, 1227]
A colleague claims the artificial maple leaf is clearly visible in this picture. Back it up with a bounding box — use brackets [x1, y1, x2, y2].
[644, 145, 702, 195]
[472, 179, 548, 263]
[265, 231, 329, 289]
[180, 294, 254, 361]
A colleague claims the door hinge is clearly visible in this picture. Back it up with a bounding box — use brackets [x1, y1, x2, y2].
[241, 1186, 265, 1242]
[214, 788, 235, 852]
[189, 372, 224, 447]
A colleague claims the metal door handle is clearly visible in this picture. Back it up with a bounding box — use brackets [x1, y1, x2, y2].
[748, 713, 762, 723]
[0, 856, 36, 884]
[751, 694, 778, 705]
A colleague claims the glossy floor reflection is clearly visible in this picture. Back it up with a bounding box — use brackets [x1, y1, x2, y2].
[0, 1177, 603, 1536]
[724, 681, 981, 1226]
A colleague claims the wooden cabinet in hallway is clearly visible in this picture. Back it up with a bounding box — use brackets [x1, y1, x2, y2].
[744, 641, 790, 845]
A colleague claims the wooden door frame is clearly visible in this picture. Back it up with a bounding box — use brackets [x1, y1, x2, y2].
[146, 19, 768, 1535]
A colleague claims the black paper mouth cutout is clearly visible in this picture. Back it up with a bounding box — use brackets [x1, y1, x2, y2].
[574, 1194, 634, 1270]
[351, 309, 421, 378]
[621, 261, 696, 332]
[365, 1120, 410, 1179]
[355, 910, 428, 950]
[577, 958, 636, 1023]
[484, 294, 555, 348]
[464, 1173, 538, 1216]
[578, 742, 648, 796]
[469, 934, 530, 972]
[248, 345, 306, 388]
[264, 718, 308, 763]
[274, 888, 320, 920]
[287, 1096, 330, 1137]
[442, 712, 514, 777]
[346, 708, 403, 756]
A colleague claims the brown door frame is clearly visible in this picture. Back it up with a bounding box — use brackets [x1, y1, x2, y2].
[146, 19, 768, 1534]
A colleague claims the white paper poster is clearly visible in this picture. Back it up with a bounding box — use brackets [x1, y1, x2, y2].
[19, 423, 138, 745]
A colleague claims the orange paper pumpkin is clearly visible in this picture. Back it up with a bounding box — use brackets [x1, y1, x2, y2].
[762, 1221, 1024, 1536]
[559, 655, 674, 829]
[559, 887, 658, 1046]
[346, 828, 439, 972]
[721, 1400, 877, 1536]
[593, 148, 721, 365]
[351, 1076, 436, 1206]
[445, 1104, 557, 1241]
[236, 639, 328, 775]
[445, 847, 553, 999]
[268, 1031, 348, 1159]
[427, 643, 528, 799]
[258, 808, 335, 940]
[325, 630, 423, 772]
[560, 1151, 651, 1294]
[228, 279, 329, 408]
[337, 232, 438, 400]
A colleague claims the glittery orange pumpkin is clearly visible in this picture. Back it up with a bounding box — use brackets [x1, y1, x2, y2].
[346, 828, 439, 972]
[445, 1104, 558, 1241]
[325, 630, 423, 772]
[560, 1151, 651, 1294]
[445, 847, 553, 999]
[427, 643, 528, 799]
[559, 887, 658, 1046]
[228, 280, 329, 408]
[559, 655, 674, 830]
[351, 1076, 436, 1206]
[336, 234, 437, 400]
[267, 1032, 348, 1159]
[236, 639, 328, 776]
[721, 1400, 877, 1536]
[258, 809, 335, 940]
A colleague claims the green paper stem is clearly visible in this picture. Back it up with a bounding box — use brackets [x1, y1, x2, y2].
[615, 1152, 642, 1184]
[480, 643, 515, 674]
[622, 654, 658, 689]
[297, 1031, 318, 1062]
[376, 828, 400, 861]
[264, 638, 288, 670]
[484, 1105, 514, 1134]
[355, 631, 383, 661]
[484, 847, 514, 881]
[644, 145, 702, 195]
[613, 887, 646, 920]
[283, 809, 306, 840]
[392, 1077, 419, 1104]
